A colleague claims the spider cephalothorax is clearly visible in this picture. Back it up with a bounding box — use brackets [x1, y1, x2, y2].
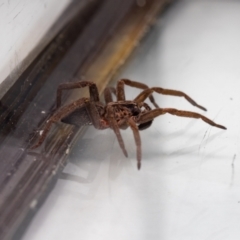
[102, 101, 153, 130]
[32, 79, 226, 169]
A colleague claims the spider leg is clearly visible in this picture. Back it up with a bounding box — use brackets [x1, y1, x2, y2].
[31, 98, 89, 149]
[136, 108, 227, 130]
[104, 87, 116, 103]
[116, 79, 159, 108]
[128, 117, 142, 170]
[106, 105, 128, 158]
[134, 87, 207, 111]
[56, 81, 100, 108]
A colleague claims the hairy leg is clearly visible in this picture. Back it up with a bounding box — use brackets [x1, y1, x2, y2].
[116, 79, 159, 108]
[104, 87, 116, 103]
[128, 117, 142, 170]
[56, 81, 100, 108]
[32, 98, 89, 148]
[106, 105, 128, 158]
[137, 108, 226, 130]
[134, 87, 207, 111]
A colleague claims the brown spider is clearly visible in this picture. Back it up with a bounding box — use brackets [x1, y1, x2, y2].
[32, 79, 226, 169]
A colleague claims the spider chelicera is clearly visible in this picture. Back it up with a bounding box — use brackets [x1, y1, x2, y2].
[32, 79, 226, 169]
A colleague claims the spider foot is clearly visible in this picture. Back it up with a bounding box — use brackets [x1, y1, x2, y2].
[215, 124, 227, 130]
[137, 162, 141, 170]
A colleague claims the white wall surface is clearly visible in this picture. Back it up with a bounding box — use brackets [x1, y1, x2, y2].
[0, 0, 71, 96]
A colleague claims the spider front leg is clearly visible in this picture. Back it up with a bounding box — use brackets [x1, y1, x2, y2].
[106, 104, 142, 169]
[116, 79, 159, 108]
[136, 108, 227, 130]
[128, 118, 142, 170]
[104, 87, 116, 103]
[31, 98, 89, 149]
[134, 87, 207, 111]
[56, 81, 100, 108]
[106, 105, 128, 158]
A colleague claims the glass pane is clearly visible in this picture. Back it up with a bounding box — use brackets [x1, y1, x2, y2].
[23, 1, 239, 240]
